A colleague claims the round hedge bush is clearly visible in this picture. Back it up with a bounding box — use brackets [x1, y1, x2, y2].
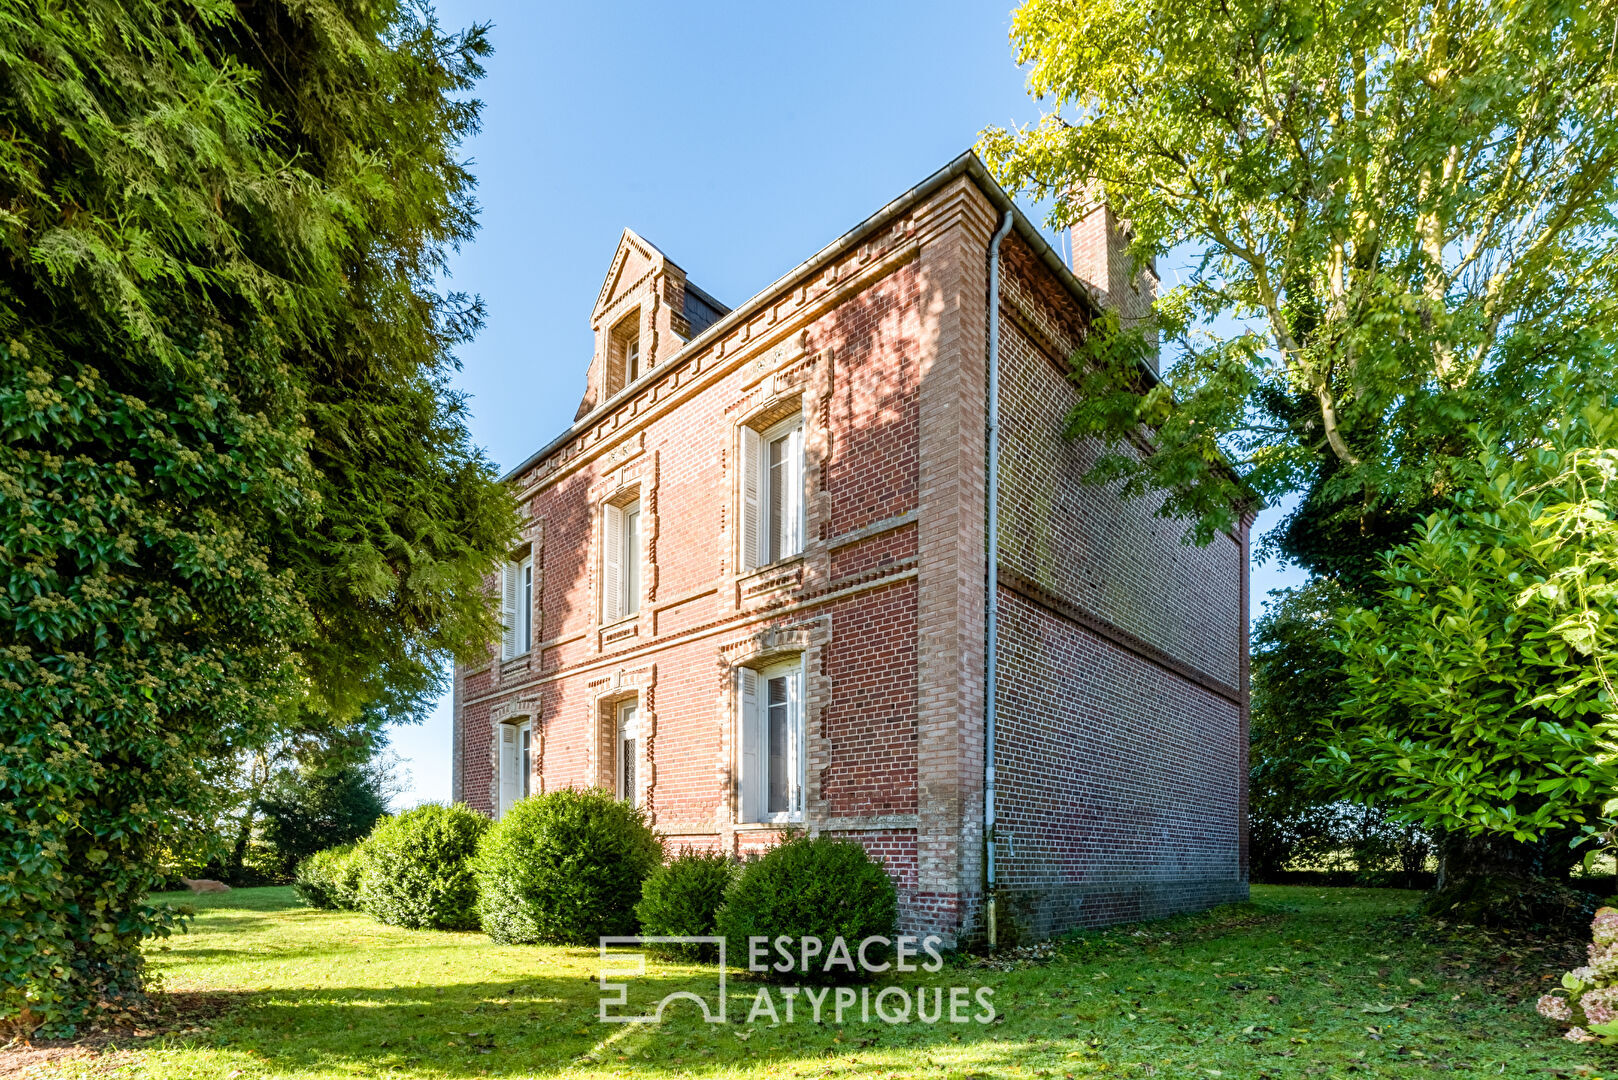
[473, 787, 662, 945]
[294, 843, 360, 910]
[634, 849, 737, 957]
[332, 839, 366, 909]
[716, 834, 897, 981]
[356, 803, 488, 930]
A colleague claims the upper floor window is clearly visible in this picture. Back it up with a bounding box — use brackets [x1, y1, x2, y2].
[736, 658, 804, 823]
[500, 555, 533, 660]
[607, 311, 641, 397]
[740, 414, 804, 572]
[601, 498, 641, 623]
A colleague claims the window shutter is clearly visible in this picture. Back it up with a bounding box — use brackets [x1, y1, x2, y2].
[500, 563, 519, 660]
[738, 666, 762, 823]
[498, 723, 520, 818]
[602, 503, 623, 621]
[740, 426, 762, 571]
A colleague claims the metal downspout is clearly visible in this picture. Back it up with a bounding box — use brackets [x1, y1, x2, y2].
[984, 210, 1014, 950]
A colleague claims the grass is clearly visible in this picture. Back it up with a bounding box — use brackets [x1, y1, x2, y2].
[29, 885, 1616, 1079]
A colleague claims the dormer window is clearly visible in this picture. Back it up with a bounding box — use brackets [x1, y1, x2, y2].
[607, 311, 641, 397]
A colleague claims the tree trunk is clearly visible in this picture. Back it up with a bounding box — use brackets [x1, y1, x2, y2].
[1426, 830, 1593, 930]
[224, 809, 252, 884]
[1433, 831, 1543, 891]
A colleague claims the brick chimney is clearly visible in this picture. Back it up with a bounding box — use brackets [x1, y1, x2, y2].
[1069, 200, 1160, 372]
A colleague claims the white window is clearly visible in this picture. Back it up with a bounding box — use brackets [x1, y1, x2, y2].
[608, 312, 641, 396]
[500, 555, 534, 660]
[739, 415, 804, 572]
[601, 499, 641, 623]
[616, 699, 640, 806]
[497, 719, 531, 818]
[736, 659, 804, 823]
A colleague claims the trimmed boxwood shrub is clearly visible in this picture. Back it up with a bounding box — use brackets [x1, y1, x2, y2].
[332, 839, 366, 910]
[716, 834, 897, 981]
[473, 787, 662, 945]
[634, 849, 737, 958]
[357, 803, 488, 930]
[294, 843, 361, 910]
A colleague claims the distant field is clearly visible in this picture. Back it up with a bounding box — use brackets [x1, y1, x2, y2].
[23, 885, 1608, 1079]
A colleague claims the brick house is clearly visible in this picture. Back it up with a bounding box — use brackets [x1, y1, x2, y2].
[451, 152, 1250, 943]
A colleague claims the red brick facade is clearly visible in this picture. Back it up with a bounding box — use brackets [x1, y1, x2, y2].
[452, 154, 1248, 943]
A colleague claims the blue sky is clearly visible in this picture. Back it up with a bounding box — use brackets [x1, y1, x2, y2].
[386, 0, 1307, 807]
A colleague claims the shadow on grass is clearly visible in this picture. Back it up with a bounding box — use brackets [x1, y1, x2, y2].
[182, 968, 1056, 1080]
[127, 885, 1599, 1079]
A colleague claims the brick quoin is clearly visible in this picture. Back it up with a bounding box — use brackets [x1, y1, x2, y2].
[451, 153, 1248, 945]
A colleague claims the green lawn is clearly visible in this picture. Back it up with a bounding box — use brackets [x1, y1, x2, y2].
[36, 885, 1614, 1079]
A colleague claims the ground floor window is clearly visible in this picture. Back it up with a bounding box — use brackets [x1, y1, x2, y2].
[616, 698, 640, 806]
[498, 719, 531, 818]
[737, 658, 803, 823]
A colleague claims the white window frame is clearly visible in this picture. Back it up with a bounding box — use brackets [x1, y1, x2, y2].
[497, 719, 531, 819]
[739, 414, 804, 573]
[625, 334, 640, 384]
[500, 555, 534, 660]
[736, 658, 804, 824]
[601, 498, 641, 624]
[616, 698, 640, 806]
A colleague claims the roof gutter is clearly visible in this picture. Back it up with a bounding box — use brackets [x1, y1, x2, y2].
[983, 209, 1014, 952]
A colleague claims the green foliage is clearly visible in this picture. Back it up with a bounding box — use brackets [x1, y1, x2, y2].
[981, 0, 1618, 546]
[473, 788, 662, 946]
[293, 844, 362, 911]
[0, 0, 515, 1036]
[257, 759, 392, 878]
[356, 804, 487, 931]
[1247, 581, 1435, 882]
[634, 849, 737, 958]
[715, 835, 897, 982]
[1326, 406, 1618, 843]
[1249, 581, 1350, 877]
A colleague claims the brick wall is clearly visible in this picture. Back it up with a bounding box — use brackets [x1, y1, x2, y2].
[455, 182, 982, 935]
[988, 233, 1248, 938]
[453, 161, 1247, 946]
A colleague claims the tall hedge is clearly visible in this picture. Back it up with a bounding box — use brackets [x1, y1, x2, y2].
[0, 0, 514, 1037]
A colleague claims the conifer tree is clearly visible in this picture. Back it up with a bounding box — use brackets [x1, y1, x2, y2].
[0, 0, 514, 1034]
